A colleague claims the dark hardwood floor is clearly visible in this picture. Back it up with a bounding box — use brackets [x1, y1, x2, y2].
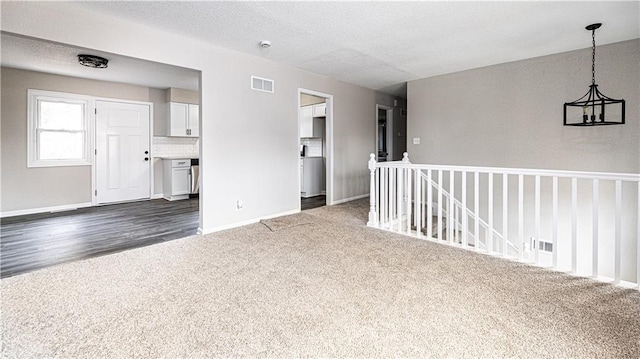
[1, 198, 199, 278]
[301, 195, 326, 211]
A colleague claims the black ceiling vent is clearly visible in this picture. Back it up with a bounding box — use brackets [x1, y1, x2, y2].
[78, 54, 108, 69]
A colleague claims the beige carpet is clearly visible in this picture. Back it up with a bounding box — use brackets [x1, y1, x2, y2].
[2, 199, 639, 358]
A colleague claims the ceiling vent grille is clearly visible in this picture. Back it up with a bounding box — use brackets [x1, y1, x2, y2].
[251, 76, 274, 93]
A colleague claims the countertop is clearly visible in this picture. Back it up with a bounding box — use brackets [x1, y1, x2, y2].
[155, 155, 199, 160]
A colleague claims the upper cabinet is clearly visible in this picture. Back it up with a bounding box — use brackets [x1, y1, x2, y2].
[187, 103, 199, 137]
[168, 102, 199, 137]
[312, 103, 326, 117]
[300, 104, 326, 138]
[300, 105, 313, 138]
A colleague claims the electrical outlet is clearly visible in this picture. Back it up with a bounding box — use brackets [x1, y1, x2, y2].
[413, 137, 420, 145]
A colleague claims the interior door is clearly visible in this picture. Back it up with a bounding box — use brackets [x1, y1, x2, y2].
[96, 100, 151, 204]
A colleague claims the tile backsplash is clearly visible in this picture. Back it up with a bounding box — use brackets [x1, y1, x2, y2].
[153, 137, 199, 158]
[300, 137, 323, 157]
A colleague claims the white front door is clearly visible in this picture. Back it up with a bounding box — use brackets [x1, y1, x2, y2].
[96, 100, 151, 204]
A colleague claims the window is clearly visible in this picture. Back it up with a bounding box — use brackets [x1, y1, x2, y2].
[28, 90, 92, 167]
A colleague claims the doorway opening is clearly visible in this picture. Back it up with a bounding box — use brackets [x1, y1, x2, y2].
[298, 89, 333, 211]
[376, 104, 393, 162]
[0, 33, 202, 276]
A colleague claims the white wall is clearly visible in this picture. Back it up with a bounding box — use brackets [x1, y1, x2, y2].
[1, 2, 397, 231]
[407, 39, 639, 174]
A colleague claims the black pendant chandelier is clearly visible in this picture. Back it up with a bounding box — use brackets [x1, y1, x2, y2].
[563, 23, 625, 126]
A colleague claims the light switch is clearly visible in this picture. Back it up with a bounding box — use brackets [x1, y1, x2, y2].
[412, 137, 421, 145]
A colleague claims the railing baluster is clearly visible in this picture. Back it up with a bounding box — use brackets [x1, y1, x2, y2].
[427, 169, 433, 240]
[418, 170, 428, 228]
[446, 201, 451, 242]
[552, 176, 558, 269]
[389, 167, 394, 229]
[416, 169, 422, 237]
[571, 178, 577, 273]
[414, 169, 418, 233]
[406, 168, 412, 233]
[455, 206, 460, 244]
[449, 171, 455, 244]
[386, 167, 391, 228]
[488, 173, 494, 253]
[381, 167, 386, 227]
[438, 170, 443, 241]
[614, 180, 621, 284]
[474, 172, 480, 251]
[518, 174, 524, 261]
[422, 170, 426, 228]
[462, 171, 468, 247]
[376, 168, 380, 226]
[367, 154, 378, 227]
[397, 168, 402, 232]
[502, 174, 508, 257]
[534, 175, 540, 264]
[592, 179, 599, 279]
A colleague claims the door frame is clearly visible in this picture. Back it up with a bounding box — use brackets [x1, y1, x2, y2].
[376, 104, 393, 161]
[92, 97, 154, 206]
[297, 88, 334, 206]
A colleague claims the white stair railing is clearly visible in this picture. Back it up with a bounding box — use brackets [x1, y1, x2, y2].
[367, 152, 640, 290]
[419, 170, 519, 254]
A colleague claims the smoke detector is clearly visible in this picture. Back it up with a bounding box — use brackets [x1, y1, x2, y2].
[259, 40, 271, 48]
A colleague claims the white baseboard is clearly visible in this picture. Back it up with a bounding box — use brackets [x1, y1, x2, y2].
[332, 193, 369, 205]
[151, 193, 164, 199]
[199, 208, 300, 235]
[1, 202, 93, 218]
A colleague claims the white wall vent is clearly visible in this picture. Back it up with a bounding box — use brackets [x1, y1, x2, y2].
[527, 237, 553, 253]
[251, 76, 274, 93]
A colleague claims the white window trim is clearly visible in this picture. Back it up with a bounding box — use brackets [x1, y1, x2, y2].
[27, 89, 94, 168]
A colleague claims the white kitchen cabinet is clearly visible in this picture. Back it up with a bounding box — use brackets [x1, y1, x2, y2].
[187, 104, 199, 137]
[312, 103, 326, 117]
[299, 105, 325, 138]
[163, 159, 191, 201]
[167, 102, 199, 137]
[299, 105, 313, 138]
[300, 157, 323, 198]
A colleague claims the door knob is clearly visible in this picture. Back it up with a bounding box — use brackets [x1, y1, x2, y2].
[144, 157, 149, 161]
[144, 151, 149, 154]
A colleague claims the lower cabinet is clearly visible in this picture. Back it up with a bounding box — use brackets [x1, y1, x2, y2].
[300, 157, 323, 198]
[163, 159, 190, 201]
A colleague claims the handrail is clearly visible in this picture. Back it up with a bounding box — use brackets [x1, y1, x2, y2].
[375, 162, 640, 182]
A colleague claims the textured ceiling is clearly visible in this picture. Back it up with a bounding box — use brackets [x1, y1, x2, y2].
[4, 2, 639, 97]
[72, 1, 639, 97]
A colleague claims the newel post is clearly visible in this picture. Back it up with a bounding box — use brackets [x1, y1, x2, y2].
[367, 153, 378, 227]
